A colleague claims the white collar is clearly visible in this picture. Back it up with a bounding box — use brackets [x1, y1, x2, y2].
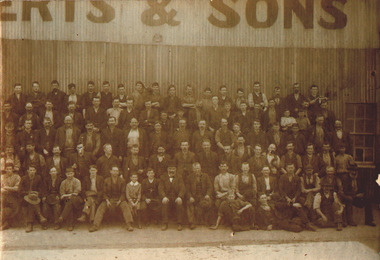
[129, 181, 139, 186]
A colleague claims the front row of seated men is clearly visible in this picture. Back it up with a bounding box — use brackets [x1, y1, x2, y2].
[0, 159, 376, 233]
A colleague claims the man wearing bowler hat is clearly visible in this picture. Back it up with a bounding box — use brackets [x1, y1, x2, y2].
[340, 164, 376, 227]
[18, 165, 46, 233]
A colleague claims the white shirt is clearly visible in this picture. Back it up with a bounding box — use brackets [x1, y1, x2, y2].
[264, 177, 271, 191]
[127, 129, 140, 147]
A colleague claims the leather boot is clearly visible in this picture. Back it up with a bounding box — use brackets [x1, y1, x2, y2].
[25, 223, 33, 233]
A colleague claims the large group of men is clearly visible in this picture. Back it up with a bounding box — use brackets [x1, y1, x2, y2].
[1, 80, 376, 233]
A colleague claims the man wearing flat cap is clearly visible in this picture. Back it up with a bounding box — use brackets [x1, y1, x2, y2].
[159, 160, 186, 231]
[18, 165, 46, 233]
[313, 180, 344, 231]
[56, 167, 83, 231]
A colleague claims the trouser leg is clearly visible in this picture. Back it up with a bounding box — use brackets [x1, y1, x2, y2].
[187, 203, 195, 224]
[161, 203, 169, 224]
[276, 219, 303, 233]
[42, 202, 50, 220]
[294, 207, 309, 224]
[61, 201, 72, 220]
[25, 204, 37, 223]
[53, 204, 61, 222]
[119, 201, 133, 224]
[176, 202, 184, 224]
[345, 200, 354, 223]
[93, 201, 107, 227]
[332, 203, 343, 224]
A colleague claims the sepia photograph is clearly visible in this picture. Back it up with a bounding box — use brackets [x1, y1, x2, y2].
[0, 0, 379, 259]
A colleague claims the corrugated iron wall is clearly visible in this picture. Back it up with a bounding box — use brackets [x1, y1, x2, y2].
[1, 39, 377, 121]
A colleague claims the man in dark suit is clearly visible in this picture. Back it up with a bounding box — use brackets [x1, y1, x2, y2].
[90, 166, 133, 232]
[196, 140, 219, 181]
[45, 146, 68, 178]
[148, 121, 170, 156]
[77, 165, 104, 225]
[257, 166, 278, 199]
[55, 116, 81, 158]
[141, 168, 161, 225]
[40, 100, 61, 129]
[85, 97, 107, 132]
[122, 145, 147, 181]
[63, 83, 82, 113]
[233, 102, 253, 135]
[285, 83, 307, 117]
[331, 120, 352, 155]
[96, 144, 120, 179]
[81, 81, 98, 112]
[317, 142, 336, 178]
[173, 141, 196, 179]
[63, 101, 85, 132]
[221, 145, 242, 176]
[317, 101, 336, 132]
[270, 86, 287, 117]
[188, 101, 211, 131]
[266, 122, 286, 156]
[185, 162, 213, 229]
[307, 115, 331, 154]
[139, 100, 159, 133]
[159, 161, 186, 231]
[340, 165, 376, 227]
[27, 81, 46, 117]
[247, 144, 267, 178]
[16, 119, 37, 158]
[101, 116, 125, 159]
[285, 124, 307, 156]
[99, 81, 113, 110]
[261, 99, 281, 132]
[78, 121, 101, 157]
[278, 164, 317, 231]
[1, 102, 19, 129]
[118, 99, 139, 130]
[68, 143, 97, 181]
[302, 143, 325, 177]
[7, 83, 27, 117]
[36, 117, 57, 158]
[148, 144, 172, 180]
[41, 166, 63, 230]
[18, 165, 46, 232]
[46, 80, 66, 114]
[18, 102, 41, 130]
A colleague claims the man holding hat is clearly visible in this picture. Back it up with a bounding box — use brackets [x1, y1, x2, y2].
[18, 165, 46, 233]
[159, 160, 186, 231]
[185, 162, 213, 229]
[56, 167, 83, 231]
[41, 167, 63, 230]
[77, 165, 104, 225]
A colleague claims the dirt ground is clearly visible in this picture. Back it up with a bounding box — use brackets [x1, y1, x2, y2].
[1, 206, 379, 259]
